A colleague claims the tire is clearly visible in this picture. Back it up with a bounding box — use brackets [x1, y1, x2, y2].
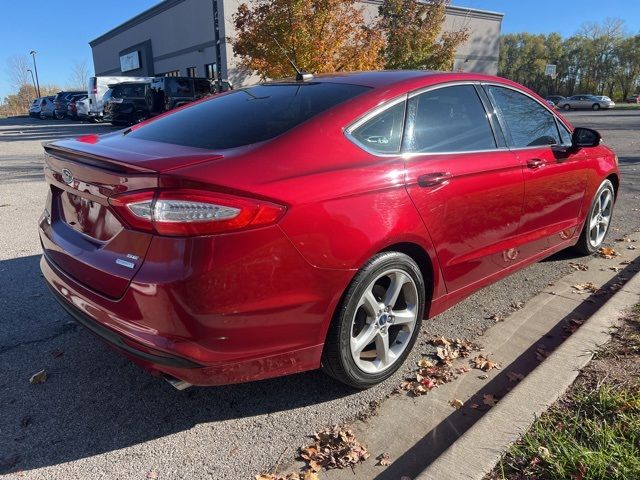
[562, 104, 571, 111]
[39, 112, 46, 120]
[54, 111, 65, 120]
[133, 110, 146, 124]
[574, 179, 615, 255]
[592, 103, 601, 111]
[321, 252, 425, 389]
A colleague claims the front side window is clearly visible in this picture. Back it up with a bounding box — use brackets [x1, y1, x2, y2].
[403, 85, 496, 153]
[350, 100, 406, 154]
[128, 82, 370, 150]
[487, 86, 560, 148]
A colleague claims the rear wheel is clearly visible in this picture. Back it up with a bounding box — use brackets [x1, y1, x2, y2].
[562, 104, 571, 111]
[574, 179, 615, 255]
[54, 111, 65, 120]
[322, 252, 425, 389]
[592, 103, 601, 111]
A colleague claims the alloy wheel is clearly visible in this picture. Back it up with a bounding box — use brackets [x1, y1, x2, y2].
[349, 269, 419, 374]
[588, 187, 613, 248]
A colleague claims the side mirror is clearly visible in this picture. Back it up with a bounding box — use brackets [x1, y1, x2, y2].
[572, 127, 601, 148]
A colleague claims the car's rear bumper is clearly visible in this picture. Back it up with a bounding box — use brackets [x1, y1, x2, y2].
[40, 221, 354, 386]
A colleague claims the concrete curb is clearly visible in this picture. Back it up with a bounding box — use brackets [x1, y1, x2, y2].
[417, 261, 640, 480]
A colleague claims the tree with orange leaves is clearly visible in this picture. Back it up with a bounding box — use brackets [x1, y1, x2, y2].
[231, 0, 385, 79]
[378, 0, 469, 71]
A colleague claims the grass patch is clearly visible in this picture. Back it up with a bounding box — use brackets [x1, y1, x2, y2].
[612, 104, 640, 110]
[490, 305, 640, 480]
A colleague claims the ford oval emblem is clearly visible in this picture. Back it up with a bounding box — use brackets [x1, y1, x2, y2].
[62, 168, 73, 185]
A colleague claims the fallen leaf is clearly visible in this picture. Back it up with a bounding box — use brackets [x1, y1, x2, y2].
[472, 354, 499, 371]
[300, 426, 369, 472]
[469, 403, 480, 409]
[571, 282, 598, 294]
[483, 394, 497, 407]
[485, 313, 503, 322]
[478, 374, 489, 380]
[449, 398, 464, 409]
[376, 452, 391, 467]
[569, 262, 589, 271]
[506, 371, 525, 382]
[598, 246, 619, 259]
[29, 369, 47, 384]
[510, 301, 524, 310]
[303, 472, 320, 480]
[417, 358, 434, 368]
[146, 471, 158, 480]
[628, 245, 637, 250]
[538, 446, 551, 459]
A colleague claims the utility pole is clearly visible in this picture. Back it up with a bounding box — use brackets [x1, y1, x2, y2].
[27, 69, 38, 98]
[29, 50, 41, 98]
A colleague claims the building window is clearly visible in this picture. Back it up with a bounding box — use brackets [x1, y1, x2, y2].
[186, 67, 197, 77]
[205, 63, 217, 79]
[162, 70, 180, 77]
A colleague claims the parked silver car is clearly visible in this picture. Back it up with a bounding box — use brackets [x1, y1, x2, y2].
[558, 94, 615, 111]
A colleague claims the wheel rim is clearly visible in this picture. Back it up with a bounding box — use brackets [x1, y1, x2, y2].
[588, 187, 613, 248]
[349, 269, 419, 374]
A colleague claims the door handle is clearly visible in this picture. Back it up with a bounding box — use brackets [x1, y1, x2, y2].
[527, 159, 546, 169]
[418, 172, 452, 187]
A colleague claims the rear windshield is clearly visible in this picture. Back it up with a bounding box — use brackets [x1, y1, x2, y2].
[128, 82, 370, 150]
[112, 84, 147, 98]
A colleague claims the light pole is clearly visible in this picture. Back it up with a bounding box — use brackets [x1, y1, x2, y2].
[26, 69, 38, 98]
[29, 50, 41, 98]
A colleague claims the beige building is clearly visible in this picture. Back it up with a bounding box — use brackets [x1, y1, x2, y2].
[90, 0, 503, 86]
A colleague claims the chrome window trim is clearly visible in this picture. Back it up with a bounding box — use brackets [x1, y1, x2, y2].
[343, 80, 574, 158]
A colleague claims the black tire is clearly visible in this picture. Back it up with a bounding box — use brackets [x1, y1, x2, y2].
[39, 112, 46, 120]
[562, 104, 571, 111]
[574, 179, 615, 255]
[54, 111, 65, 120]
[133, 110, 147, 124]
[592, 103, 601, 111]
[321, 252, 425, 389]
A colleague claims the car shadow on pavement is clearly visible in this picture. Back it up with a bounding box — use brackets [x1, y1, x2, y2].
[0, 254, 356, 475]
[370, 258, 640, 480]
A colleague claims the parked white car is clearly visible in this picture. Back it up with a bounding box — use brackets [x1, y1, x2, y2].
[76, 97, 90, 120]
[87, 76, 153, 121]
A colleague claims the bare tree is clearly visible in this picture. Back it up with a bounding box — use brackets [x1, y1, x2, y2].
[6, 54, 32, 91]
[68, 60, 91, 90]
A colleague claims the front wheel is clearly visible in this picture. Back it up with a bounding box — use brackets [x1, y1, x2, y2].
[322, 252, 425, 389]
[574, 179, 615, 255]
[54, 111, 65, 120]
[562, 104, 571, 111]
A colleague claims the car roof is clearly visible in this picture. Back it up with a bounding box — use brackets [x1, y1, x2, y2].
[266, 70, 527, 92]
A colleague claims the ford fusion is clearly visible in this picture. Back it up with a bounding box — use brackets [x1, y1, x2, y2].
[39, 71, 619, 389]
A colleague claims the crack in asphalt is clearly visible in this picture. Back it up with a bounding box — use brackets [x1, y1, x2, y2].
[0, 322, 77, 354]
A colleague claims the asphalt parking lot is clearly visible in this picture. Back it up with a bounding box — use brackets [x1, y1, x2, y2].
[0, 111, 639, 479]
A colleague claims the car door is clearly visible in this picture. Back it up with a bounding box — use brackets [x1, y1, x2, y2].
[402, 83, 525, 294]
[484, 84, 588, 259]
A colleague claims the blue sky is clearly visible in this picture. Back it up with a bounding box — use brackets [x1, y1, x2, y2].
[1, 0, 639, 100]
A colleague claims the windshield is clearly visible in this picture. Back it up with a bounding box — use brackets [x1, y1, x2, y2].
[128, 82, 370, 150]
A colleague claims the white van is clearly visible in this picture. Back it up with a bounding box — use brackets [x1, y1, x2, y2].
[87, 76, 153, 121]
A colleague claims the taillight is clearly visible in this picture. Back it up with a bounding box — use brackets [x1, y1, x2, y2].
[109, 189, 286, 236]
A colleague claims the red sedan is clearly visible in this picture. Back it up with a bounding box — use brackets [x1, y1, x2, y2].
[39, 71, 619, 389]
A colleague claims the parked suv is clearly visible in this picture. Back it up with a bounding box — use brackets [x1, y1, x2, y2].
[146, 77, 214, 116]
[52, 90, 86, 119]
[29, 98, 43, 118]
[103, 82, 151, 126]
[38, 96, 56, 120]
[67, 94, 88, 120]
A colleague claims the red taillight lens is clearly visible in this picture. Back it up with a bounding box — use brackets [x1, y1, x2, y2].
[109, 189, 286, 236]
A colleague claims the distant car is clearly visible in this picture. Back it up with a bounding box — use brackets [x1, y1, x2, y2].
[103, 81, 151, 126]
[29, 98, 43, 118]
[146, 76, 214, 116]
[38, 96, 56, 120]
[545, 95, 565, 105]
[87, 76, 153, 121]
[53, 90, 86, 119]
[625, 94, 640, 104]
[545, 99, 556, 108]
[76, 96, 90, 120]
[557, 95, 615, 111]
[67, 94, 88, 120]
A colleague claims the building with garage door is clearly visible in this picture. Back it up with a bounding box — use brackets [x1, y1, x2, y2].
[90, 0, 503, 86]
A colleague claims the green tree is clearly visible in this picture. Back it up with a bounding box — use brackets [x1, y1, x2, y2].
[615, 35, 640, 99]
[377, 0, 469, 70]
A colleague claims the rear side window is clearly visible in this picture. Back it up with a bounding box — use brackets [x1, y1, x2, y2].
[169, 78, 193, 95]
[403, 85, 496, 153]
[128, 82, 370, 150]
[349, 100, 406, 154]
[487, 86, 560, 148]
[113, 84, 146, 98]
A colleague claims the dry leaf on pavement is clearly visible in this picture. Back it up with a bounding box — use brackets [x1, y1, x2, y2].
[598, 246, 619, 259]
[376, 452, 391, 467]
[483, 394, 498, 407]
[449, 398, 464, 409]
[569, 262, 589, 271]
[29, 369, 47, 384]
[300, 426, 369, 472]
[506, 371, 525, 382]
[472, 354, 500, 371]
[146, 471, 158, 480]
[571, 282, 598, 294]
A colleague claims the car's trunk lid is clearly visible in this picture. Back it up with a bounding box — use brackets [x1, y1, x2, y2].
[39, 135, 224, 298]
